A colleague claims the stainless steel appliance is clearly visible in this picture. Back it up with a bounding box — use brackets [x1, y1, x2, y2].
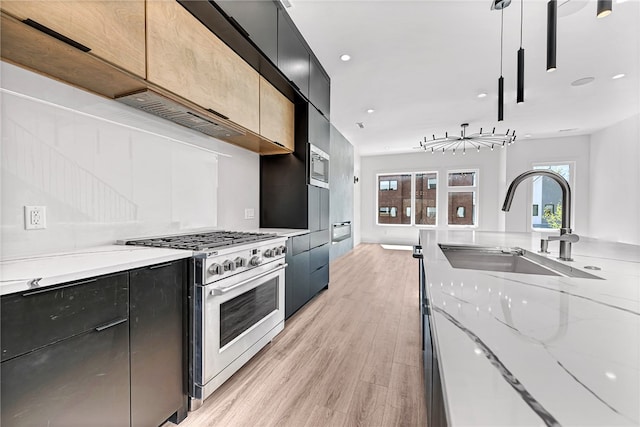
[309, 144, 330, 189]
[123, 231, 287, 411]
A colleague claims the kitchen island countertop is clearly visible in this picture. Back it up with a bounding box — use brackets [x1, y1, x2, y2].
[419, 230, 640, 426]
[0, 245, 192, 296]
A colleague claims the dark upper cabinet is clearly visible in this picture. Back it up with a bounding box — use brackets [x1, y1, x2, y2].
[308, 185, 321, 232]
[309, 105, 330, 154]
[309, 55, 330, 118]
[215, 0, 278, 64]
[277, 8, 309, 98]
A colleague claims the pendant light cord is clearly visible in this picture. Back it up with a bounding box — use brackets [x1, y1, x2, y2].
[500, 9, 504, 76]
[520, 0, 523, 48]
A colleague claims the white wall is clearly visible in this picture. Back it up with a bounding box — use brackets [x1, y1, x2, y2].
[588, 114, 640, 245]
[1, 63, 260, 259]
[504, 135, 591, 235]
[360, 149, 504, 245]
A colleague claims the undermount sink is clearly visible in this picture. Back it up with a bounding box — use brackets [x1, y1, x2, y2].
[438, 243, 603, 279]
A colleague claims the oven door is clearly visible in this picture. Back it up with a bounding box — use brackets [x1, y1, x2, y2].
[202, 261, 286, 386]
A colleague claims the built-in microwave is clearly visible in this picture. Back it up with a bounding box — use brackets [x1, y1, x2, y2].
[309, 144, 330, 189]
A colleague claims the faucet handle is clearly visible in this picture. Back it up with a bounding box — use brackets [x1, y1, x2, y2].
[548, 233, 580, 243]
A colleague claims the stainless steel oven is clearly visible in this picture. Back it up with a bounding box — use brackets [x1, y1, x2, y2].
[309, 144, 330, 189]
[121, 231, 288, 412]
[191, 259, 286, 407]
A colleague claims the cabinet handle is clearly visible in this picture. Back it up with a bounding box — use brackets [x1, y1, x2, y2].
[272, 141, 285, 148]
[22, 278, 97, 296]
[95, 318, 127, 332]
[149, 262, 173, 270]
[206, 108, 230, 120]
[23, 19, 91, 52]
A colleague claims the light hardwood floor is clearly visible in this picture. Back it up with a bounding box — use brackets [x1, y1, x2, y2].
[176, 243, 426, 427]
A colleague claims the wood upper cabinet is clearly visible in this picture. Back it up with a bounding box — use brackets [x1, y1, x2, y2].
[146, 0, 260, 134]
[259, 76, 294, 151]
[0, 1, 145, 78]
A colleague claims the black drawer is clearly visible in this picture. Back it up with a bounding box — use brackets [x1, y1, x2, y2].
[310, 264, 329, 296]
[1, 272, 129, 362]
[291, 233, 310, 256]
[1, 321, 130, 427]
[309, 229, 330, 249]
[309, 243, 329, 272]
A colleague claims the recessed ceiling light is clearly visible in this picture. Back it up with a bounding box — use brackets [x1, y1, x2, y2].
[612, 73, 625, 80]
[366, 109, 375, 114]
[340, 54, 351, 62]
[571, 77, 595, 86]
[477, 93, 488, 99]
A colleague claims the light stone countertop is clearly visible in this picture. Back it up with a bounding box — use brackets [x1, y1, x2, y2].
[256, 228, 310, 238]
[0, 245, 192, 296]
[418, 230, 640, 427]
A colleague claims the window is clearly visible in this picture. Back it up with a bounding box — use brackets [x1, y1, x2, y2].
[377, 174, 411, 224]
[379, 180, 398, 191]
[447, 170, 478, 226]
[415, 172, 437, 225]
[531, 163, 572, 230]
[377, 172, 437, 226]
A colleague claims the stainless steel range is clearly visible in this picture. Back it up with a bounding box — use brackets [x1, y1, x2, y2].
[123, 231, 287, 410]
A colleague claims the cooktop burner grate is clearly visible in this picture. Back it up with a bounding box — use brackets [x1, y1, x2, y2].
[125, 231, 278, 251]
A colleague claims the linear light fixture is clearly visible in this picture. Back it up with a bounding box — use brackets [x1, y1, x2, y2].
[498, 8, 505, 121]
[517, 0, 525, 103]
[597, 0, 612, 18]
[547, 0, 557, 72]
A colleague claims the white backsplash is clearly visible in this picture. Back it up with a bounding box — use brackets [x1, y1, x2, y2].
[0, 62, 260, 259]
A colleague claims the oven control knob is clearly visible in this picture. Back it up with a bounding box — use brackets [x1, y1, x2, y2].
[276, 246, 286, 255]
[249, 256, 262, 266]
[208, 263, 224, 276]
[234, 257, 247, 268]
[223, 260, 235, 272]
[263, 249, 274, 258]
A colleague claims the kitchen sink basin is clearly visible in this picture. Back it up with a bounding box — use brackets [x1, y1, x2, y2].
[438, 244, 603, 279]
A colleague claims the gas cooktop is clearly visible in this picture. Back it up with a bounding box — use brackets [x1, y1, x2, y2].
[123, 231, 279, 251]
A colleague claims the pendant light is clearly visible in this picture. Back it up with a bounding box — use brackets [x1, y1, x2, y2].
[517, 0, 524, 103]
[498, 8, 504, 121]
[597, 0, 612, 18]
[547, 0, 557, 72]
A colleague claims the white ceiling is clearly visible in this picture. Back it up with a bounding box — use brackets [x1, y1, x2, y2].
[285, 0, 640, 156]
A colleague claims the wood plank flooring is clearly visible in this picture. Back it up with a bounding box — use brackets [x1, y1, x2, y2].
[175, 243, 426, 427]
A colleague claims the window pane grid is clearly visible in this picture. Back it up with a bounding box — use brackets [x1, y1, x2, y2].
[447, 170, 478, 226]
[377, 172, 437, 226]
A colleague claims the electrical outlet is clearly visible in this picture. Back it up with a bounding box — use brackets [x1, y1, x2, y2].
[244, 208, 255, 220]
[24, 206, 46, 230]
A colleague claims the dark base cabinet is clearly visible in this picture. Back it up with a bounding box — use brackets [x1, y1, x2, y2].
[0, 260, 188, 427]
[130, 261, 188, 427]
[1, 322, 130, 427]
[285, 233, 329, 319]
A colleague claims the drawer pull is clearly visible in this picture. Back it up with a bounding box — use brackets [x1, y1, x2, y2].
[149, 262, 173, 270]
[22, 278, 97, 296]
[23, 19, 91, 52]
[95, 318, 127, 332]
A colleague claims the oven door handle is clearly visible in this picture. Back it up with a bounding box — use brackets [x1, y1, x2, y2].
[210, 263, 288, 296]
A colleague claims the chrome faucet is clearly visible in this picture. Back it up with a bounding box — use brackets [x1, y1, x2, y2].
[502, 170, 579, 261]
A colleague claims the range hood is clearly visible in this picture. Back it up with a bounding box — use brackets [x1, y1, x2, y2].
[116, 89, 244, 139]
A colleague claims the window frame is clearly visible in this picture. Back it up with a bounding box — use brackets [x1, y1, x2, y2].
[446, 168, 479, 228]
[530, 161, 576, 232]
[375, 171, 439, 227]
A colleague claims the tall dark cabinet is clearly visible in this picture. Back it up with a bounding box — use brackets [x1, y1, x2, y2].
[207, 0, 332, 317]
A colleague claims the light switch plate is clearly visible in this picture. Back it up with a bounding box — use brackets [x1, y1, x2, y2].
[244, 208, 255, 220]
[24, 206, 46, 230]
